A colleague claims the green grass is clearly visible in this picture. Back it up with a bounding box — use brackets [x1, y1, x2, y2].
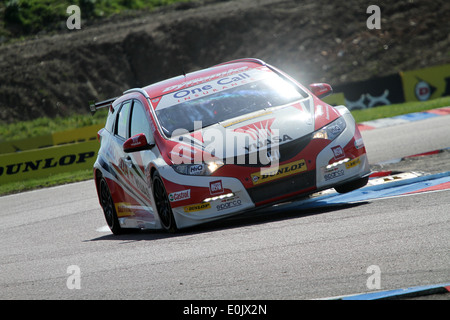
[351, 96, 450, 123]
[0, 169, 94, 195]
[0, 109, 108, 142]
[1, 96, 449, 196]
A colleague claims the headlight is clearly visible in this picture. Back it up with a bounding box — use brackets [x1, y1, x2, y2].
[172, 160, 224, 176]
[313, 117, 346, 141]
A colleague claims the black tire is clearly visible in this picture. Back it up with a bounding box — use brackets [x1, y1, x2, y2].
[334, 176, 369, 194]
[99, 177, 123, 235]
[152, 172, 177, 233]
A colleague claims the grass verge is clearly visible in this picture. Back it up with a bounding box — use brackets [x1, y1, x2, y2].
[1, 96, 449, 196]
[0, 109, 108, 141]
[0, 168, 93, 196]
[1, 0, 191, 42]
[351, 96, 450, 123]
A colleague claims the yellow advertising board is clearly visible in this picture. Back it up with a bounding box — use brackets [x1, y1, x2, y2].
[0, 134, 54, 154]
[0, 140, 99, 184]
[52, 124, 103, 145]
[400, 64, 450, 102]
[0, 124, 102, 155]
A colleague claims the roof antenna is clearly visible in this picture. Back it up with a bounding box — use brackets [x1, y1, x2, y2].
[180, 56, 187, 79]
[169, 25, 187, 78]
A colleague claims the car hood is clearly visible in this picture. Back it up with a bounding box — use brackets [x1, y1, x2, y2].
[168, 97, 340, 164]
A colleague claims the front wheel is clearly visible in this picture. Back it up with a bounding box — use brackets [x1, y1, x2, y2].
[152, 172, 177, 233]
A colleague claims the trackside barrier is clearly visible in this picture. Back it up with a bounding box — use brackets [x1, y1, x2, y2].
[323, 63, 450, 109]
[401, 64, 450, 102]
[0, 134, 54, 155]
[0, 124, 103, 155]
[52, 124, 103, 146]
[0, 140, 99, 184]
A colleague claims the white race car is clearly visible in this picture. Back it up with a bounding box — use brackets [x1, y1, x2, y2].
[91, 58, 370, 234]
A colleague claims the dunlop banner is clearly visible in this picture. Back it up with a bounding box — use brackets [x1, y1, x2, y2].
[400, 64, 450, 102]
[0, 140, 98, 184]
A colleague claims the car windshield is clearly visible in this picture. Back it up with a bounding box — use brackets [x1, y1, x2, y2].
[155, 71, 307, 138]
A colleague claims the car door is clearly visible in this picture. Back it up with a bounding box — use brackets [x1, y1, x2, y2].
[109, 99, 136, 218]
[123, 99, 157, 220]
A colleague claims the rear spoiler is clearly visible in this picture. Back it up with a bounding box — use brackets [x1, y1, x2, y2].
[89, 97, 118, 115]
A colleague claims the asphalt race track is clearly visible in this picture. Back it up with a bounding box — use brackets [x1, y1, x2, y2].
[360, 114, 450, 164]
[1, 114, 449, 301]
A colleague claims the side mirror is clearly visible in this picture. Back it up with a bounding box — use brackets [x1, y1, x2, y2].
[123, 133, 154, 153]
[309, 83, 333, 99]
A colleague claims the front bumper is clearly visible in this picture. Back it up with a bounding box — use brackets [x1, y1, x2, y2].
[169, 176, 254, 229]
[167, 154, 369, 229]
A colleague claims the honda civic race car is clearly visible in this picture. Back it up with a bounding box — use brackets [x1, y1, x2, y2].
[91, 58, 370, 234]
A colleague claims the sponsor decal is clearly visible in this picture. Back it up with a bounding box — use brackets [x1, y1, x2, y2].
[329, 123, 344, 137]
[323, 164, 342, 174]
[345, 157, 361, 169]
[115, 202, 134, 217]
[233, 118, 291, 154]
[251, 159, 307, 185]
[331, 146, 345, 160]
[209, 180, 224, 195]
[157, 67, 272, 111]
[216, 199, 242, 211]
[162, 66, 250, 93]
[414, 80, 433, 101]
[172, 73, 252, 101]
[183, 202, 211, 213]
[244, 135, 292, 153]
[324, 169, 345, 181]
[234, 118, 275, 141]
[169, 189, 191, 202]
[188, 164, 204, 175]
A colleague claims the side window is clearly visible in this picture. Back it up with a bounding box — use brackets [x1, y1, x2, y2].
[130, 100, 152, 140]
[105, 108, 115, 133]
[116, 101, 132, 139]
